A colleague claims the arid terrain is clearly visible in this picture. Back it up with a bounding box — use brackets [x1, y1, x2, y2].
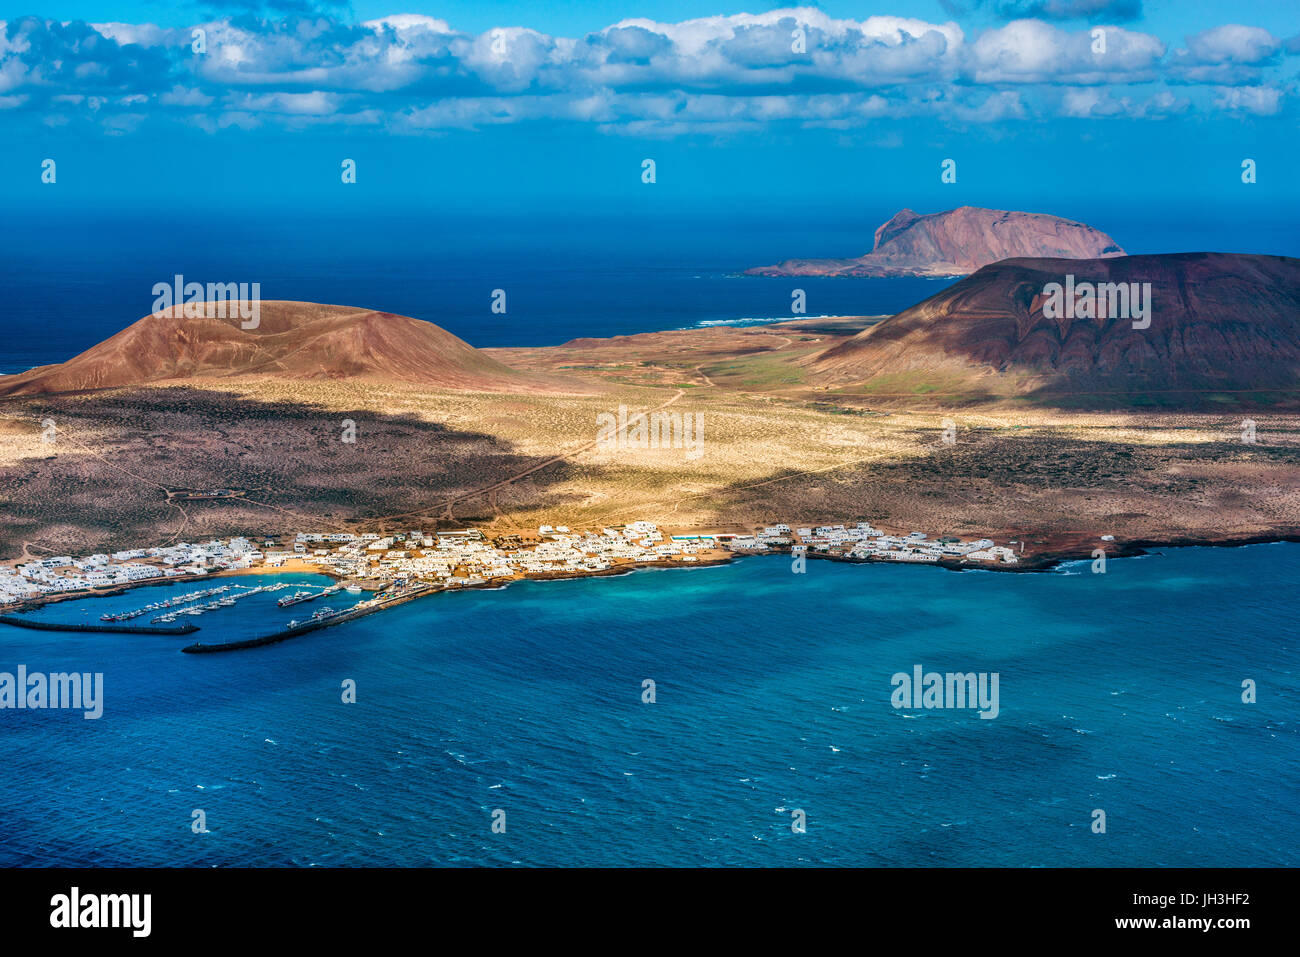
[810, 252, 1300, 404]
[0, 301, 589, 397]
[2, 301, 1298, 565]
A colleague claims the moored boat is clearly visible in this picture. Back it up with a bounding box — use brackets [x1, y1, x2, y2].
[277, 589, 319, 607]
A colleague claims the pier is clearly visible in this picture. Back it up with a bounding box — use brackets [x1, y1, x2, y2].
[0, 614, 199, 635]
[181, 584, 437, 654]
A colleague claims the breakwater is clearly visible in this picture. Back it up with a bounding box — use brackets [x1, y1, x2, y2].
[0, 614, 199, 635]
[181, 585, 438, 654]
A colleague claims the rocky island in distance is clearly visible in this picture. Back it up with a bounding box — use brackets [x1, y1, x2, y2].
[745, 206, 1126, 278]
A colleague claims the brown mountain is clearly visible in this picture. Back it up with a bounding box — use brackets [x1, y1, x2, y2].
[808, 252, 1300, 404]
[0, 301, 594, 396]
[746, 206, 1125, 278]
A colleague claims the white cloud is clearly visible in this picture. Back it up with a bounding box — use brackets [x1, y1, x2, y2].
[968, 19, 1164, 84]
[0, 9, 1287, 134]
[90, 22, 172, 46]
[1213, 85, 1281, 115]
[361, 15, 453, 34]
[1184, 25, 1279, 64]
[1169, 25, 1281, 84]
[228, 90, 346, 115]
[160, 85, 213, 107]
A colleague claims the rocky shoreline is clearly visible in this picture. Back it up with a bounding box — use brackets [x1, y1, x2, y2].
[763, 530, 1300, 575]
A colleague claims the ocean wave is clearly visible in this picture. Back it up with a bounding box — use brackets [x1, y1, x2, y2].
[685, 314, 841, 329]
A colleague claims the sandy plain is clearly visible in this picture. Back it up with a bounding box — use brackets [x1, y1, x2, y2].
[2, 317, 1297, 565]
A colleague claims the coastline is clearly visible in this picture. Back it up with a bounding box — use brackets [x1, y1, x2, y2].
[983, 530, 1300, 573]
[83, 534, 1300, 655]
[738, 529, 1300, 576]
[10, 530, 1300, 657]
[8, 530, 1300, 620]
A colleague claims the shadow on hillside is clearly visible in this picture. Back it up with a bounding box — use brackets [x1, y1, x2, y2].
[0, 386, 586, 555]
[662, 423, 1300, 535]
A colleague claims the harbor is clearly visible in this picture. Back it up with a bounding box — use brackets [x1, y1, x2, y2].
[277, 583, 341, 608]
[100, 584, 235, 622]
[0, 519, 1037, 655]
[0, 614, 199, 636]
[182, 582, 436, 654]
[91, 582, 318, 625]
[0, 574, 359, 646]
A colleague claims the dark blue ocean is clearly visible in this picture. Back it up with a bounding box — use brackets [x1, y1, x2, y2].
[2, 545, 1296, 867]
[3, 203, 1297, 374]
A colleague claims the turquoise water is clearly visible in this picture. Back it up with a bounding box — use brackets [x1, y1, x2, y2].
[1, 546, 1296, 867]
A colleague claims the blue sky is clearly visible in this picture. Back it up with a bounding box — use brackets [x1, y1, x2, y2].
[1, 2, 1296, 217]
